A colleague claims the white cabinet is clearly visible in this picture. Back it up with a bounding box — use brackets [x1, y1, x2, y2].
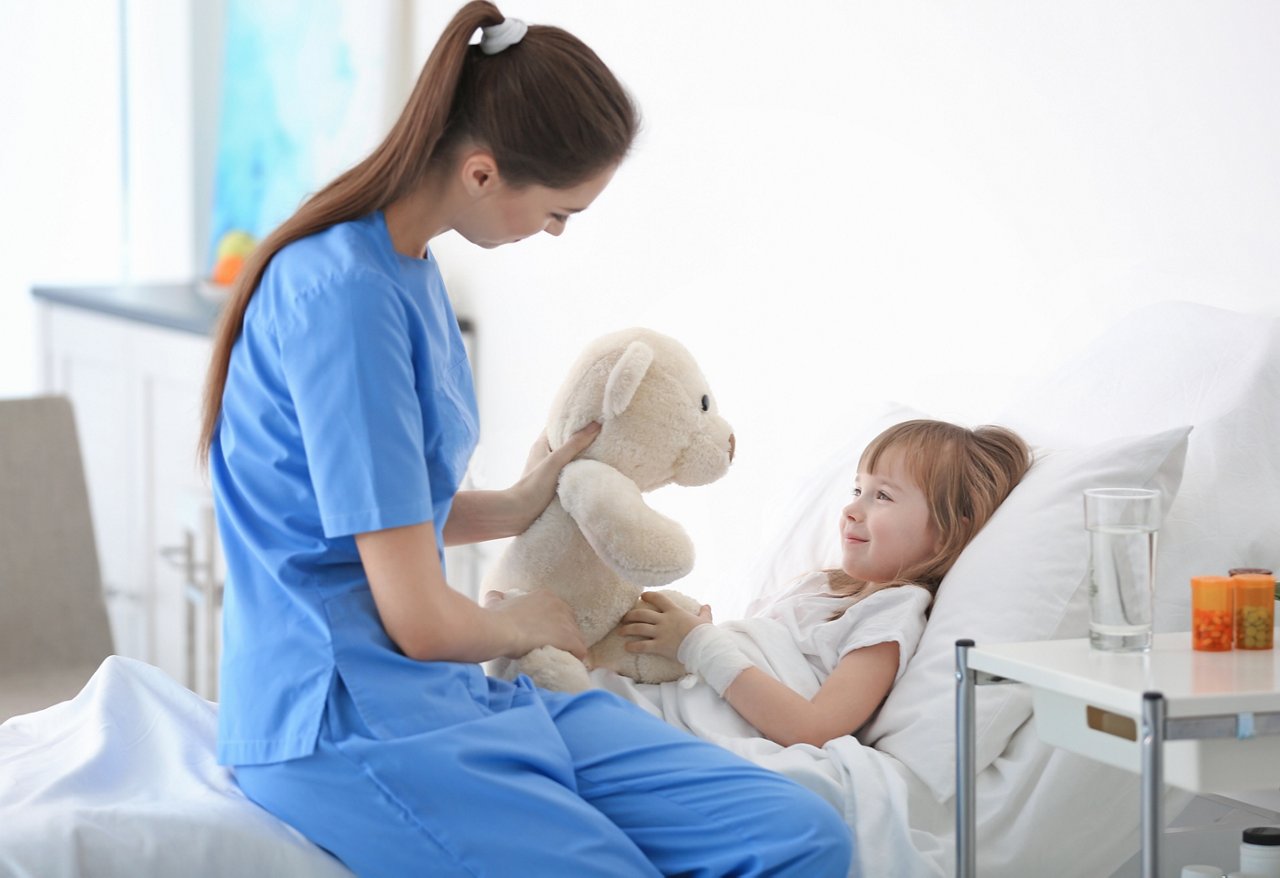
[36, 286, 480, 701]
[38, 300, 222, 698]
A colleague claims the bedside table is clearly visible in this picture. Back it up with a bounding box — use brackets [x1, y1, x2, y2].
[955, 632, 1280, 878]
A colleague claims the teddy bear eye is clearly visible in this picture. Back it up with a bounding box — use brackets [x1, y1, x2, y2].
[701, 394, 710, 412]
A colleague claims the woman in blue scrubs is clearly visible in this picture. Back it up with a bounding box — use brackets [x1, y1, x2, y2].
[198, 3, 853, 875]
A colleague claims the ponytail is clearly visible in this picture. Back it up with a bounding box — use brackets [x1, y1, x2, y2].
[198, 1, 637, 464]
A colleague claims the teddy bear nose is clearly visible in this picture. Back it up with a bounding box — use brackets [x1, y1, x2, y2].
[728, 433, 736, 462]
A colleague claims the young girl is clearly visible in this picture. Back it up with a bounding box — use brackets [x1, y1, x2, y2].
[602, 419, 1031, 749]
[198, 3, 851, 876]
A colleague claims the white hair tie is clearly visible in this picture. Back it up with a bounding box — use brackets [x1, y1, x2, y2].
[479, 18, 528, 55]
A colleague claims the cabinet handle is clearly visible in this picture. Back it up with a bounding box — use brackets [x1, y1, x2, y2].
[159, 536, 212, 581]
[158, 545, 188, 562]
[159, 541, 194, 582]
[102, 584, 144, 603]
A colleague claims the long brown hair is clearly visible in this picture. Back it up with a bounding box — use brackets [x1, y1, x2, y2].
[828, 420, 1032, 603]
[198, 1, 639, 464]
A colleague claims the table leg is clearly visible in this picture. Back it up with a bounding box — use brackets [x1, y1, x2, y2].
[1140, 691, 1165, 878]
[956, 639, 976, 878]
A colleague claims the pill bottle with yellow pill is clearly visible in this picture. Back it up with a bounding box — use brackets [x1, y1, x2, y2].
[1231, 572, 1275, 650]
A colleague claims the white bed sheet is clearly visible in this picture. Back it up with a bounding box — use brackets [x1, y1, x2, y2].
[0, 656, 352, 878]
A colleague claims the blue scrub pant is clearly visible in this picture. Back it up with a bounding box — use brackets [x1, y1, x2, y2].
[235, 674, 853, 877]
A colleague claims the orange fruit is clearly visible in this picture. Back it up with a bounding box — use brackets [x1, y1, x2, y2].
[212, 253, 245, 286]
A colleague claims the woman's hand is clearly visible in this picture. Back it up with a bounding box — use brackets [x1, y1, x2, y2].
[442, 422, 601, 546]
[483, 590, 588, 660]
[512, 422, 602, 526]
[617, 591, 713, 662]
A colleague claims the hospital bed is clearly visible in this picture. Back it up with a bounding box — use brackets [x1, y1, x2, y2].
[1, 301, 1276, 877]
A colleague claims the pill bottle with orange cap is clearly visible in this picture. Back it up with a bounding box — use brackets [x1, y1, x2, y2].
[1191, 576, 1235, 651]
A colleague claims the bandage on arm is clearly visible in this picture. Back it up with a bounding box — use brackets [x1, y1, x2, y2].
[677, 624, 754, 696]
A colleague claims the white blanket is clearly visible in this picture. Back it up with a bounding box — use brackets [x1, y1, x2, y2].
[2, 654, 1152, 877]
[0, 657, 352, 878]
[591, 616, 945, 878]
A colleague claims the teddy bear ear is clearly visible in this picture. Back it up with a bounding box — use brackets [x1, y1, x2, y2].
[602, 340, 654, 419]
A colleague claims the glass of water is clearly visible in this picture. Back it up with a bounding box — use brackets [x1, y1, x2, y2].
[1084, 488, 1162, 652]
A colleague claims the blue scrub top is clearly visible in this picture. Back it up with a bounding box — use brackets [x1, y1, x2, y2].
[211, 211, 479, 766]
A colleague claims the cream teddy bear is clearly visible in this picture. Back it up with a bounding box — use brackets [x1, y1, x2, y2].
[485, 328, 735, 692]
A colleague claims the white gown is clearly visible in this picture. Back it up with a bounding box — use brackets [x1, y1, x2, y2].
[590, 571, 931, 745]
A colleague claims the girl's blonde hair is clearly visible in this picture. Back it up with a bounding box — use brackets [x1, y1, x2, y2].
[828, 419, 1032, 602]
[198, 1, 638, 465]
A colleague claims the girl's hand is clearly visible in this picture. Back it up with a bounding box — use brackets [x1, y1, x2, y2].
[512, 423, 602, 524]
[617, 591, 713, 662]
[484, 590, 588, 660]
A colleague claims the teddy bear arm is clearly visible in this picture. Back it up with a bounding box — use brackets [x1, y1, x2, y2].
[589, 589, 704, 684]
[558, 459, 695, 588]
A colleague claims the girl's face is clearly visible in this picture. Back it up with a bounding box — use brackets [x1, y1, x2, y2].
[839, 449, 939, 585]
[456, 164, 617, 249]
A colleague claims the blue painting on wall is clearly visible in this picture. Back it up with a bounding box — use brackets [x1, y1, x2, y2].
[206, 0, 401, 278]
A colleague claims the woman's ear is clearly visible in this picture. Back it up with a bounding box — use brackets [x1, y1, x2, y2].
[459, 149, 501, 196]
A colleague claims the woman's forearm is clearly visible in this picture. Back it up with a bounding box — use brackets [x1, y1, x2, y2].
[399, 585, 523, 663]
[357, 521, 585, 664]
[357, 522, 519, 662]
[443, 488, 534, 545]
[444, 423, 602, 546]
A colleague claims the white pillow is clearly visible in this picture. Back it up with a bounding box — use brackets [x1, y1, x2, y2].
[862, 425, 1190, 802]
[996, 301, 1280, 631]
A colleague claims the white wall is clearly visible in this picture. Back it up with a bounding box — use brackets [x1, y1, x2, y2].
[0, 0, 201, 399]
[409, 1, 1280, 614]
[0, 1, 124, 397]
[4, 2, 1277, 615]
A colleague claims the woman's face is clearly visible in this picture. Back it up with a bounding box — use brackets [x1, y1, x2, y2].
[838, 449, 939, 584]
[456, 163, 617, 249]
